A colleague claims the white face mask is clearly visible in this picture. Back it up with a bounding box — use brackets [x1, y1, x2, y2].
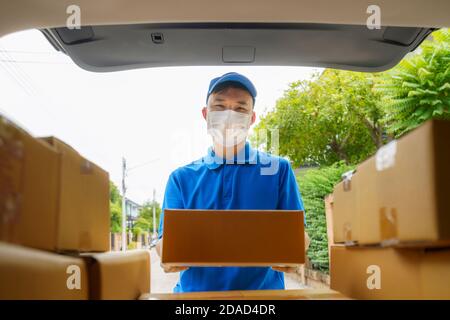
[206, 109, 252, 147]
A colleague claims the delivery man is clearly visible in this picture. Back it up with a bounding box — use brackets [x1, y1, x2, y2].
[156, 72, 309, 293]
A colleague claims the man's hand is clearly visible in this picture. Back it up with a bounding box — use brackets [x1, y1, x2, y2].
[160, 263, 189, 273]
[305, 231, 310, 251]
[156, 238, 189, 273]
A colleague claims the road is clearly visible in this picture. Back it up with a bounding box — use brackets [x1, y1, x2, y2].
[150, 248, 307, 293]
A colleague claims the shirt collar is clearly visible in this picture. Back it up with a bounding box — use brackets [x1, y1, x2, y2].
[201, 141, 258, 170]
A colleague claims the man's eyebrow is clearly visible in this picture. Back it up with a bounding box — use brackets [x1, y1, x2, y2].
[212, 97, 250, 106]
[211, 97, 249, 106]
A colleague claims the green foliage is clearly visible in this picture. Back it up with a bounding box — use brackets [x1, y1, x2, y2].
[297, 162, 355, 273]
[109, 181, 122, 233]
[134, 200, 162, 235]
[110, 180, 121, 204]
[127, 241, 138, 250]
[251, 70, 388, 166]
[110, 201, 122, 233]
[132, 215, 150, 236]
[109, 182, 162, 236]
[377, 29, 450, 137]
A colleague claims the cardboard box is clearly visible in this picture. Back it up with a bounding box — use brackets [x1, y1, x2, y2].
[0, 242, 88, 300]
[332, 172, 359, 244]
[161, 209, 305, 267]
[365, 120, 450, 246]
[84, 250, 151, 300]
[330, 245, 450, 299]
[39, 136, 110, 252]
[0, 115, 110, 252]
[140, 288, 348, 300]
[0, 116, 60, 251]
[332, 120, 450, 247]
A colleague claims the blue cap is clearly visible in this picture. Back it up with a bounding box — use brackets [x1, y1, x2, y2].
[206, 72, 257, 104]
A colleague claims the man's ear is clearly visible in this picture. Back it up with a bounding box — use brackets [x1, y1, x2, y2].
[250, 111, 256, 126]
[202, 107, 207, 120]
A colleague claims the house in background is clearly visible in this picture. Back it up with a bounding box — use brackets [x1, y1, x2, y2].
[125, 198, 142, 231]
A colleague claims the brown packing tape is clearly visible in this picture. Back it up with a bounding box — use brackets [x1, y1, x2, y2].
[324, 194, 335, 254]
[78, 159, 93, 251]
[343, 223, 352, 242]
[0, 194, 22, 243]
[343, 179, 351, 191]
[379, 207, 398, 242]
[0, 118, 25, 242]
[80, 159, 94, 175]
[78, 231, 92, 252]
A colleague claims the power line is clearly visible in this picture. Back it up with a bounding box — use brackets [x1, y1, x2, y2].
[0, 59, 69, 65]
[0, 44, 57, 120]
[127, 158, 160, 172]
[0, 58, 34, 96]
[0, 45, 38, 96]
[0, 49, 59, 55]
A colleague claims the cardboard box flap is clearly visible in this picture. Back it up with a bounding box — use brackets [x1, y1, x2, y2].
[84, 250, 151, 300]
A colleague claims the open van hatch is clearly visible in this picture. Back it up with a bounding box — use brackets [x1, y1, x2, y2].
[42, 23, 435, 72]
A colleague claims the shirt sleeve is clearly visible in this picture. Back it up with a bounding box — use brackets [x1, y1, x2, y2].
[277, 159, 306, 224]
[158, 171, 184, 240]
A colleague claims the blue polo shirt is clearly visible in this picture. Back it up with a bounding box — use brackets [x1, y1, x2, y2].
[158, 141, 305, 293]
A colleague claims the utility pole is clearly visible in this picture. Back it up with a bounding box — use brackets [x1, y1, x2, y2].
[121, 157, 127, 251]
[152, 189, 157, 240]
[120, 156, 159, 250]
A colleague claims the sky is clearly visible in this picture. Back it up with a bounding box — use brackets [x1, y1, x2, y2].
[0, 29, 321, 204]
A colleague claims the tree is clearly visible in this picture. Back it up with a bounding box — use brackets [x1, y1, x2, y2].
[109, 181, 122, 233]
[110, 201, 122, 233]
[132, 200, 162, 236]
[377, 28, 450, 137]
[132, 215, 150, 237]
[251, 70, 389, 167]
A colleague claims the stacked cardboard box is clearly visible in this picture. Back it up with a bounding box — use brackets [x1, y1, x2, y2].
[329, 119, 450, 299]
[0, 242, 89, 300]
[330, 245, 450, 299]
[0, 114, 150, 299]
[332, 120, 450, 247]
[38, 136, 110, 252]
[0, 117, 110, 252]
